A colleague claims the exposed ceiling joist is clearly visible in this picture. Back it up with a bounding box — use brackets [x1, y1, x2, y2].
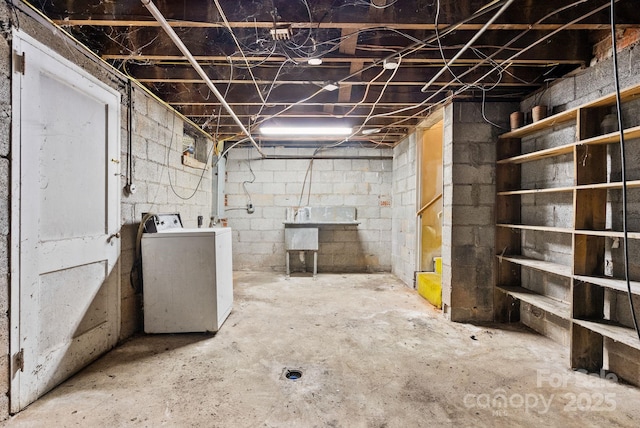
[26, 0, 640, 146]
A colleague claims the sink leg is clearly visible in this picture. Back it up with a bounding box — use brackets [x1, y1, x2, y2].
[313, 251, 318, 280]
[285, 251, 290, 279]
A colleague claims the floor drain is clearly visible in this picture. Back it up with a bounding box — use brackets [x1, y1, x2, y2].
[284, 369, 303, 380]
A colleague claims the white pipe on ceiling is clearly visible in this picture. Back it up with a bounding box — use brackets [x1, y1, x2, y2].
[420, 0, 515, 93]
[140, 0, 264, 156]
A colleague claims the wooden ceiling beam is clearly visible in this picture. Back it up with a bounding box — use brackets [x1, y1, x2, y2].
[173, 104, 432, 119]
[125, 61, 555, 88]
[40, 0, 639, 27]
[137, 78, 537, 88]
[152, 81, 515, 105]
[104, 54, 585, 65]
[54, 19, 638, 31]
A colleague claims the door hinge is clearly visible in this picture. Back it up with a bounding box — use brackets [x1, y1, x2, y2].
[13, 51, 25, 75]
[16, 349, 24, 372]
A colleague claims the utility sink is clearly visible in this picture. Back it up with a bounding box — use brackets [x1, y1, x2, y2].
[283, 206, 359, 225]
[283, 206, 359, 278]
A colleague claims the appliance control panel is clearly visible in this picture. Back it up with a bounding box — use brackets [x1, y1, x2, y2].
[143, 213, 183, 233]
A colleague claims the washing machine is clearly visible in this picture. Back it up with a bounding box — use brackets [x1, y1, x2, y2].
[141, 214, 233, 333]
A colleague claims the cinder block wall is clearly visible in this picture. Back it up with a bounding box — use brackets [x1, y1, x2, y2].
[391, 133, 418, 286]
[0, 4, 212, 418]
[224, 146, 393, 272]
[441, 101, 516, 322]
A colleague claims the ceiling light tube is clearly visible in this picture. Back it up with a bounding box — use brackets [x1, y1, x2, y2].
[362, 128, 382, 135]
[141, 0, 264, 156]
[260, 126, 353, 136]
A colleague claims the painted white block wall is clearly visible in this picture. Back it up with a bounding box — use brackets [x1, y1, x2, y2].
[392, 133, 418, 287]
[224, 146, 393, 272]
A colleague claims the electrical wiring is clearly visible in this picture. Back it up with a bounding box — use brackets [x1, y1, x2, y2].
[322, 57, 402, 150]
[283, 0, 315, 54]
[341, 0, 591, 130]
[367, 0, 621, 130]
[242, 149, 256, 206]
[227, 43, 279, 70]
[343, 66, 388, 117]
[251, 86, 326, 126]
[481, 89, 508, 130]
[355, 56, 402, 134]
[330, 0, 508, 90]
[166, 115, 217, 201]
[432, 0, 592, 91]
[202, 57, 234, 138]
[298, 156, 315, 207]
[433, 0, 467, 88]
[213, 0, 266, 103]
[422, 0, 515, 93]
[367, 0, 401, 9]
[252, 58, 293, 125]
[130, 212, 158, 292]
[432, 6, 513, 92]
[610, 0, 640, 342]
[470, 47, 539, 86]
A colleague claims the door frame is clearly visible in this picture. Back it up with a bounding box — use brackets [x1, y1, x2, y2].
[10, 28, 121, 412]
[415, 109, 444, 272]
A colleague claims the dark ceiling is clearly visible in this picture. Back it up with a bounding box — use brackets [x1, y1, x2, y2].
[24, 0, 640, 147]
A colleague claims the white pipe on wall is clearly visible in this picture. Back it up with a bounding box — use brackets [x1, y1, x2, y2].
[140, 0, 264, 156]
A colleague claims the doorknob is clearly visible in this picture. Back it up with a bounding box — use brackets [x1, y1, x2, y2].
[107, 232, 121, 243]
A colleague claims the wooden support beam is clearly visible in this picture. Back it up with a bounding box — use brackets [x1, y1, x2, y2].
[54, 20, 638, 32]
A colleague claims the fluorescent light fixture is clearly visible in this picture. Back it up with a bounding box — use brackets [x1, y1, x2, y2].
[308, 58, 323, 65]
[362, 128, 381, 135]
[323, 82, 339, 91]
[260, 126, 352, 136]
[383, 58, 399, 70]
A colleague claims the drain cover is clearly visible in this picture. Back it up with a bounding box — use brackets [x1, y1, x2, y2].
[283, 368, 303, 380]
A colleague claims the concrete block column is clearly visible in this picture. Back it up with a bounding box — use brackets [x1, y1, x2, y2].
[442, 101, 517, 322]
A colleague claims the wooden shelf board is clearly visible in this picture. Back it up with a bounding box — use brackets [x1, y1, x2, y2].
[584, 84, 640, 109]
[497, 143, 574, 164]
[578, 125, 640, 146]
[498, 126, 640, 165]
[574, 230, 640, 239]
[497, 285, 570, 319]
[498, 180, 640, 195]
[575, 180, 640, 191]
[573, 319, 640, 351]
[574, 275, 640, 295]
[498, 255, 573, 278]
[498, 85, 640, 141]
[496, 225, 640, 239]
[497, 224, 573, 234]
[182, 155, 209, 170]
[497, 186, 574, 196]
[500, 109, 578, 139]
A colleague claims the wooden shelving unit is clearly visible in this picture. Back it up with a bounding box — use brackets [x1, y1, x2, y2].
[495, 83, 640, 384]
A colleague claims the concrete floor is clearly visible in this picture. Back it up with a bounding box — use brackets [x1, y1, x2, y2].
[4, 272, 640, 427]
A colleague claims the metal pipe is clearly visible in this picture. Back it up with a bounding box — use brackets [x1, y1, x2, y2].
[140, 0, 264, 156]
[420, 0, 515, 92]
[337, 0, 509, 87]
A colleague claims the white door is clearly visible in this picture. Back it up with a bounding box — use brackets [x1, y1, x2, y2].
[10, 30, 121, 412]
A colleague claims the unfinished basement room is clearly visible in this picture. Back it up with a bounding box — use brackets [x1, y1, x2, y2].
[1, 0, 640, 426]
